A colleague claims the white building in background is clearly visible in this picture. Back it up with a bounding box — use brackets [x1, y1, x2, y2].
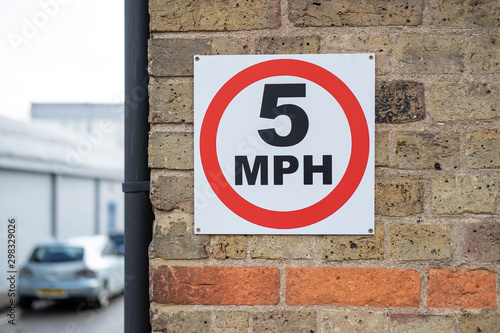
[31, 103, 124, 148]
[0, 111, 124, 307]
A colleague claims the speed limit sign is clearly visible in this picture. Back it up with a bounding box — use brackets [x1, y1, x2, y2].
[194, 54, 374, 234]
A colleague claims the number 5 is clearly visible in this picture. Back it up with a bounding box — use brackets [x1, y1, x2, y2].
[258, 84, 309, 147]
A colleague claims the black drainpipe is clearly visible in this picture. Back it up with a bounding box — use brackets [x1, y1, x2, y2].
[123, 0, 153, 332]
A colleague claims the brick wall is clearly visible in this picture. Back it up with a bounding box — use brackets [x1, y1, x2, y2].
[147, 1, 500, 332]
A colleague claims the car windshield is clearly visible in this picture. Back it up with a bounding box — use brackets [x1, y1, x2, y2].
[30, 246, 84, 263]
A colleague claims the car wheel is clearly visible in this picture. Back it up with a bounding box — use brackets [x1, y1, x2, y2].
[19, 297, 34, 310]
[95, 283, 110, 308]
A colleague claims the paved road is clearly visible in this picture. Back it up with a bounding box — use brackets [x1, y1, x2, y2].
[0, 295, 124, 333]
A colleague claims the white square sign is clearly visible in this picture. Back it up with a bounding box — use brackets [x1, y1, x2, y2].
[194, 54, 374, 235]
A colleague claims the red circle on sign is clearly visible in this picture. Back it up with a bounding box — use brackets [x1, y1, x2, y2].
[200, 59, 369, 229]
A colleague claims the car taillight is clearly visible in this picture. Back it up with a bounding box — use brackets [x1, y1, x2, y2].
[19, 267, 33, 278]
[76, 269, 96, 278]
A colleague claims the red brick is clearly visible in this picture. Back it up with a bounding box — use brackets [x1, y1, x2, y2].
[150, 266, 280, 305]
[427, 269, 497, 308]
[286, 267, 420, 307]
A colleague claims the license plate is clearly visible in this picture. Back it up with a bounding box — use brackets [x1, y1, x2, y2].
[37, 289, 67, 298]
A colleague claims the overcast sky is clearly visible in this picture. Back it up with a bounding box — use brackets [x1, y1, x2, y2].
[0, 0, 124, 121]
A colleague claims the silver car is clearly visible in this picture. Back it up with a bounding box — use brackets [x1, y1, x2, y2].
[18, 235, 124, 309]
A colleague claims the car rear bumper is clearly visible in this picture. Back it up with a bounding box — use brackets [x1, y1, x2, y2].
[19, 278, 101, 300]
